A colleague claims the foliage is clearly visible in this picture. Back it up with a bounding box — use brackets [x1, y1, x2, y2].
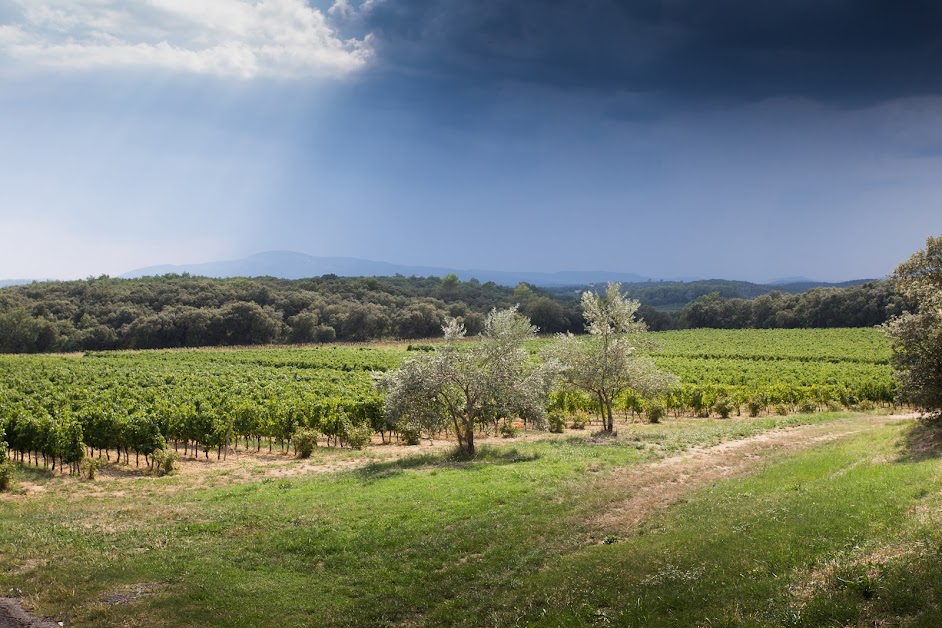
[0, 328, 898, 472]
[713, 397, 736, 419]
[676, 281, 904, 330]
[0, 274, 585, 353]
[547, 411, 567, 433]
[0, 460, 11, 491]
[81, 457, 103, 480]
[499, 421, 522, 438]
[884, 235, 942, 414]
[546, 283, 678, 432]
[150, 449, 178, 476]
[645, 402, 665, 424]
[0, 424, 10, 491]
[379, 308, 559, 455]
[344, 424, 373, 450]
[569, 412, 589, 430]
[747, 397, 764, 417]
[293, 427, 319, 458]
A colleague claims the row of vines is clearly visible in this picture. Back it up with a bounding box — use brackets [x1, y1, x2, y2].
[0, 329, 897, 473]
[0, 348, 397, 474]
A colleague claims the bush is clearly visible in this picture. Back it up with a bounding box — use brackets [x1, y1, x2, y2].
[826, 400, 844, 412]
[397, 426, 421, 445]
[0, 460, 13, 492]
[547, 411, 567, 433]
[81, 457, 103, 480]
[151, 449, 178, 476]
[314, 325, 337, 343]
[499, 421, 521, 438]
[344, 424, 373, 450]
[713, 397, 736, 419]
[747, 397, 765, 418]
[798, 400, 817, 414]
[645, 403, 665, 424]
[856, 400, 877, 412]
[775, 403, 789, 416]
[406, 344, 436, 352]
[570, 411, 590, 430]
[293, 427, 319, 459]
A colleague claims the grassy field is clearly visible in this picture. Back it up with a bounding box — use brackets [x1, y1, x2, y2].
[2, 410, 941, 626]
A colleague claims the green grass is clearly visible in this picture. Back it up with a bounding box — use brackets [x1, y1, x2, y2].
[0, 412, 874, 627]
[488, 418, 942, 626]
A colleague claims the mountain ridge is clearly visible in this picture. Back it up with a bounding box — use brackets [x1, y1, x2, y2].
[121, 250, 652, 287]
[119, 250, 873, 289]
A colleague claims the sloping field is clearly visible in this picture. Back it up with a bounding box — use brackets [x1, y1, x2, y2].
[2, 412, 941, 626]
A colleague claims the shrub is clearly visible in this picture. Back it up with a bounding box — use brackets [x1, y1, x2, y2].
[713, 397, 736, 419]
[499, 421, 521, 438]
[344, 424, 373, 450]
[570, 411, 590, 430]
[645, 403, 665, 424]
[775, 403, 789, 416]
[0, 460, 12, 492]
[747, 397, 765, 418]
[151, 449, 178, 476]
[856, 400, 877, 412]
[826, 400, 844, 412]
[547, 411, 567, 433]
[314, 325, 337, 343]
[406, 344, 436, 352]
[397, 426, 421, 445]
[81, 457, 103, 480]
[798, 400, 817, 414]
[293, 427, 319, 459]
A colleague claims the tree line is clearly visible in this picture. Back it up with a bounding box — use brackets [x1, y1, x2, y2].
[0, 273, 906, 353]
[0, 274, 584, 353]
[637, 281, 905, 331]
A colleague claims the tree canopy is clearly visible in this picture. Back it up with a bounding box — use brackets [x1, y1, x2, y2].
[378, 307, 559, 455]
[546, 283, 677, 432]
[884, 236, 942, 414]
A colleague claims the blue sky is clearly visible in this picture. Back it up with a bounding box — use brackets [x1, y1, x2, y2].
[1, 0, 940, 282]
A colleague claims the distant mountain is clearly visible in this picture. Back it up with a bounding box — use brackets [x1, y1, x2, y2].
[768, 276, 815, 285]
[122, 250, 650, 287]
[0, 279, 39, 288]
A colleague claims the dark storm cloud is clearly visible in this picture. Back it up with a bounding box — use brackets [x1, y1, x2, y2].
[351, 0, 942, 104]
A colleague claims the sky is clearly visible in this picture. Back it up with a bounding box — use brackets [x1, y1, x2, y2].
[1, 0, 941, 283]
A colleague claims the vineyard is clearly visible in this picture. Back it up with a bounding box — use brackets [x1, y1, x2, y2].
[649, 327, 894, 414]
[0, 328, 895, 472]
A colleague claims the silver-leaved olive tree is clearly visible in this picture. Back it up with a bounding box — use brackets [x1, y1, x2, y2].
[378, 307, 559, 455]
[545, 282, 677, 432]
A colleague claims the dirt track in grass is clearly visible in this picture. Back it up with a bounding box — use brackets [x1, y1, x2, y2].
[591, 414, 915, 533]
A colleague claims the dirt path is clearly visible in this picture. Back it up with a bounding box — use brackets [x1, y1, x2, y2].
[593, 414, 911, 532]
[0, 599, 59, 628]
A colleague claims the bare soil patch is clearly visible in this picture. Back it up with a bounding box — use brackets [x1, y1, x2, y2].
[0, 599, 60, 628]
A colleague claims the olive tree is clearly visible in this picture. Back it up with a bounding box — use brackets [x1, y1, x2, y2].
[378, 307, 558, 455]
[545, 282, 677, 432]
[884, 235, 942, 414]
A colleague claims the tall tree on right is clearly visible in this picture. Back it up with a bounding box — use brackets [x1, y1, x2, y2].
[546, 282, 677, 432]
[884, 235, 942, 414]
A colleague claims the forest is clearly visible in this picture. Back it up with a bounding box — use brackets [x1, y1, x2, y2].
[0, 273, 904, 353]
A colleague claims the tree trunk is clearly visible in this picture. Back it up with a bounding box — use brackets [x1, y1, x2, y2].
[465, 423, 475, 456]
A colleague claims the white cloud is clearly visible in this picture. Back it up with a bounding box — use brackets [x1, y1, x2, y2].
[0, 0, 372, 79]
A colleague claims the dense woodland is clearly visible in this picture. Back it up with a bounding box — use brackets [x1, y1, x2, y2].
[0, 274, 905, 353]
[640, 280, 905, 331]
